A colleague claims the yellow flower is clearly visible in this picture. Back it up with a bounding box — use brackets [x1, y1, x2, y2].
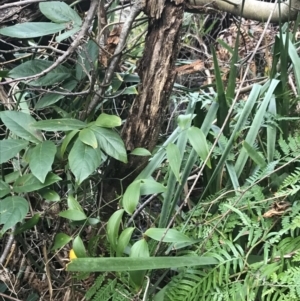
[69, 249, 77, 261]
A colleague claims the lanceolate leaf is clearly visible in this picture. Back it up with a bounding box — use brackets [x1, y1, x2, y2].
[91, 126, 127, 163]
[0, 139, 28, 164]
[39, 1, 82, 26]
[0, 111, 42, 143]
[166, 143, 181, 183]
[187, 126, 211, 168]
[144, 228, 194, 243]
[13, 173, 61, 193]
[29, 141, 57, 183]
[0, 196, 29, 236]
[123, 180, 141, 215]
[79, 128, 98, 149]
[68, 139, 102, 184]
[33, 118, 86, 131]
[107, 209, 125, 252]
[66, 256, 219, 272]
[0, 22, 65, 38]
[9, 59, 72, 86]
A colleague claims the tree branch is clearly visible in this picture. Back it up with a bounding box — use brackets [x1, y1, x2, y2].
[186, 0, 299, 22]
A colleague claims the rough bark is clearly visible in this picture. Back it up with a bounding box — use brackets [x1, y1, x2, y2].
[102, 0, 184, 200]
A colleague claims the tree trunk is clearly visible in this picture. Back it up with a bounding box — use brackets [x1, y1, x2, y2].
[102, 0, 184, 203]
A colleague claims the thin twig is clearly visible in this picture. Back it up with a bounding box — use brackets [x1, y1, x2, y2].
[82, 0, 146, 119]
[0, 0, 47, 9]
[0, 0, 99, 86]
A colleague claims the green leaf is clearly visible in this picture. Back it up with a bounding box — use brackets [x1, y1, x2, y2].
[76, 40, 99, 80]
[9, 60, 72, 86]
[243, 141, 267, 169]
[79, 128, 98, 149]
[35, 80, 77, 109]
[73, 236, 87, 258]
[129, 239, 149, 288]
[122, 85, 138, 95]
[177, 114, 196, 130]
[14, 214, 40, 235]
[130, 148, 151, 156]
[59, 209, 87, 221]
[0, 111, 42, 143]
[144, 228, 194, 243]
[51, 233, 72, 250]
[33, 118, 86, 131]
[0, 139, 28, 164]
[91, 126, 127, 163]
[166, 143, 181, 183]
[0, 196, 29, 235]
[0, 181, 10, 198]
[68, 139, 102, 184]
[95, 113, 122, 128]
[61, 130, 79, 157]
[40, 188, 60, 202]
[123, 180, 141, 215]
[140, 179, 166, 195]
[107, 209, 124, 251]
[67, 195, 84, 211]
[56, 27, 81, 42]
[67, 256, 219, 272]
[39, 1, 82, 26]
[116, 227, 135, 257]
[29, 141, 57, 183]
[0, 22, 65, 38]
[187, 126, 211, 168]
[13, 173, 61, 193]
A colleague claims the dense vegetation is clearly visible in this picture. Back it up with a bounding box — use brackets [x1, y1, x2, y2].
[1, 1, 300, 301]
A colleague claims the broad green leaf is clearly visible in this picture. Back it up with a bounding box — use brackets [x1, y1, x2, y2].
[14, 214, 40, 235]
[0, 181, 10, 198]
[140, 179, 166, 195]
[144, 228, 194, 243]
[51, 233, 72, 250]
[33, 118, 86, 131]
[0, 22, 65, 38]
[59, 209, 87, 221]
[0, 111, 42, 143]
[187, 126, 211, 168]
[76, 40, 99, 80]
[130, 148, 151, 156]
[79, 128, 98, 148]
[123, 180, 141, 215]
[95, 113, 122, 128]
[29, 141, 56, 183]
[35, 80, 77, 109]
[67, 195, 84, 211]
[91, 126, 127, 163]
[122, 85, 138, 95]
[61, 130, 79, 157]
[67, 256, 219, 272]
[56, 27, 80, 42]
[13, 173, 61, 193]
[73, 236, 87, 258]
[0, 196, 29, 235]
[129, 239, 149, 288]
[117, 227, 135, 257]
[39, 1, 82, 26]
[0, 139, 28, 164]
[68, 139, 102, 184]
[107, 209, 124, 251]
[9, 60, 72, 86]
[166, 143, 181, 183]
[40, 188, 60, 202]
